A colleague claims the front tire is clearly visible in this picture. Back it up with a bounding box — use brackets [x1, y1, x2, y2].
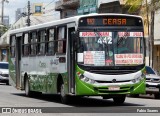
[113, 95, 126, 104]
[60, 83, 70, 104]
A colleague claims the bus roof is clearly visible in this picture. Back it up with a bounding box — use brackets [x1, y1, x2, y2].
[9, 13, 142, 35]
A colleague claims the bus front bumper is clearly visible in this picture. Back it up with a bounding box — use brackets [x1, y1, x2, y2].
[76, 79, 145, 96]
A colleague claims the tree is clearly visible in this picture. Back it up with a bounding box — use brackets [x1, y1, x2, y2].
[0, 24, 8, 37]
[125, 0, 160, 68]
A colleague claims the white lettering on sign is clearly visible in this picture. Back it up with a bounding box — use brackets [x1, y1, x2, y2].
[115, 54, 143, 65]
[97, 36, 112, 44]
[118, 32, 143, 37]
[79, 32, 112, 37]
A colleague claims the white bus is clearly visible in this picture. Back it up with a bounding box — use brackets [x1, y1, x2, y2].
[9, 13, 146, 104]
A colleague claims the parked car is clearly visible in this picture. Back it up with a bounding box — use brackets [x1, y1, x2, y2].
[0, 62, 9, 85]
[145, 66, 160, 99]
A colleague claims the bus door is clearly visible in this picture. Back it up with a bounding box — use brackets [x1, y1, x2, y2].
[15, 33, 22, 89]
[67, 23, 75, 94]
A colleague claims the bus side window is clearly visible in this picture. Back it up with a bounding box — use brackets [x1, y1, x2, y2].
[23, 33, 29, 56]
[47, 28, 55, 55]
[57, 26, 66, 54]
[38, 30, 46, 55]
[10, 36, 16, 57]
[30, 32, 37, 55]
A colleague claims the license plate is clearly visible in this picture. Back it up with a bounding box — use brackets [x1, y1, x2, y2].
[108, 86, 120, 91]
[148, 87, 156, 89]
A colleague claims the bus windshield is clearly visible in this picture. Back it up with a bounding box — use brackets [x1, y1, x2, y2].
[77, 31, 144, 66]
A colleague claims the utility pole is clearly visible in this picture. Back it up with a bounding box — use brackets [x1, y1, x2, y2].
[1, 0, 4, 24]
[145, 0, 150, 66]
[27, 1, 31, 26]
[22, 1, 32, 26]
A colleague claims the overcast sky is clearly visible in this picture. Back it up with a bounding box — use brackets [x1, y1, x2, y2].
[1, 0, 56, 24]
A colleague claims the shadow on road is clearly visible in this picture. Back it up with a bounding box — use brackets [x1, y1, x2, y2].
[12, 93, 145, 107]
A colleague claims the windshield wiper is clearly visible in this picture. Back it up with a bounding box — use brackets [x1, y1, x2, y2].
[117, 32, 129, 46]
[117, 36, 126, 46]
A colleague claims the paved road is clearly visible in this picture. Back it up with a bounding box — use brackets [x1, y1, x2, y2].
[0, 83, 160, 116]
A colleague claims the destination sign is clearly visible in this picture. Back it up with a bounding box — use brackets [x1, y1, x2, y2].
[79, 16, 143, 26]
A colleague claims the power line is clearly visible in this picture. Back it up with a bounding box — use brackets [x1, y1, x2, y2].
[43, 8, 55, 13]
[43, 0, 56, 9]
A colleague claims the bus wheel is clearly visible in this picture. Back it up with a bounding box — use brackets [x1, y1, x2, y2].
[60, 83, 69, 104]
[25, 77, 33, 97]
[113, 95, 126, 104]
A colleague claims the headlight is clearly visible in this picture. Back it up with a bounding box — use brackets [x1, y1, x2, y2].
[132, 73, 144, 83]
[132, 79, 136, 83]
[77, 72, 96, 84]
[84, 77, 89, 82]
[90, 79, 96, 84]
[79, 74, 84, 79]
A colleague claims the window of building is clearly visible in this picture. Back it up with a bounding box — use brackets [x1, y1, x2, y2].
[35, 6, 42, 13]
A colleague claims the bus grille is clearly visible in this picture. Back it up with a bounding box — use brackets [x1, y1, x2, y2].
[95, 80, 131, 83]
[146, 78, 160, 83]
[0, 74, 9, 77]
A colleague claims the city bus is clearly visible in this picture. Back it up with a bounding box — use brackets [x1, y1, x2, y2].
[9, 13, 146, 104]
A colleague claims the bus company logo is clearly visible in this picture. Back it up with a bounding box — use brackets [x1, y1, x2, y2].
[39, 61, 46, 68]
[112, 79, 117, 83]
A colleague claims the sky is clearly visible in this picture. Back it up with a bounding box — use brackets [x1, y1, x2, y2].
[1, 0, 56, 24]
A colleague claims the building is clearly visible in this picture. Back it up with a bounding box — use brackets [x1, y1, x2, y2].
[11, 2, 60, 29]
[0, 16, 9, 27]
[77, 0, 97, 15]
[15, 8, 24, 22]
[153, 9, 160, 72]
[77, 0, 123, 15]
[55, 0, 79, 18]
